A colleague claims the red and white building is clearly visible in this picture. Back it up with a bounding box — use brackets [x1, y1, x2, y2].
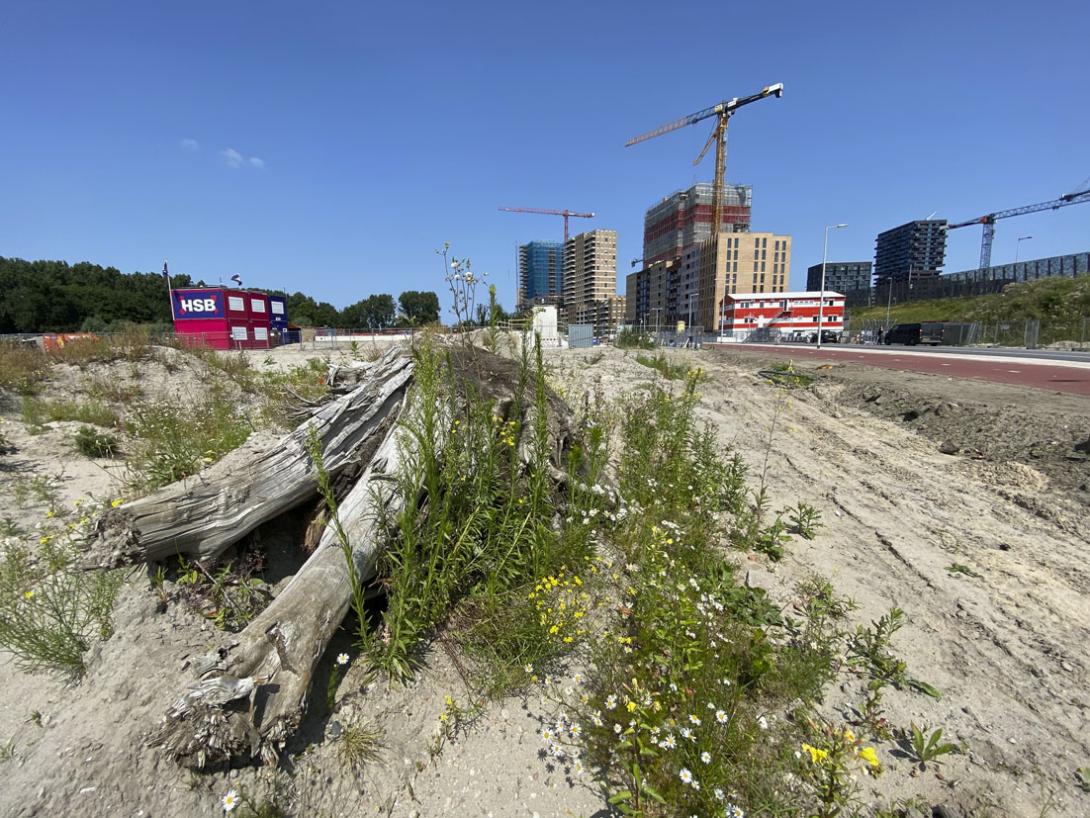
[171, 287, 273, 350]
[716, 291, 845, 341]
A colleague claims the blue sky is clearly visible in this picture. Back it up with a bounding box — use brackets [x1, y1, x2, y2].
[2, 0, 1088, 314]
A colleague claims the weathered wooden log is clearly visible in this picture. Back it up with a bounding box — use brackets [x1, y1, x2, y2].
[147, 343, 581, 769]
[91, 346, 414, 565]
[149, 417, 407, 768]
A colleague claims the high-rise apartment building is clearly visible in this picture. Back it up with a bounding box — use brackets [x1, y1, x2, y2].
[517, 240, 566, 309]
[695, 232, 790, 330]
[874, 220, 947, 286]
[573, 295, 627, 337]
[625, 259, 675, 330]
[806, 261, 873, 294]
[564, 229, 618, 322]
[643, 183, 752, 265]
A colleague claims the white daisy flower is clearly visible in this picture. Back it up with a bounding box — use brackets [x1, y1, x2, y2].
[222, 789, 238, 812]
[679, 768, 693, 785]
[701, 751, 712, 764]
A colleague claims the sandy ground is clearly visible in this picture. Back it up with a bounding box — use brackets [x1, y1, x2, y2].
[547, 346, 1090, 817]
[1, 341, 1088, 817]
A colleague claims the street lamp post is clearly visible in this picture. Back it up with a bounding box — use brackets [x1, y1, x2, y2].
[687, 291, 696, 349]
[817, 224, 848, 349]
[1015, 235, 1032, 265]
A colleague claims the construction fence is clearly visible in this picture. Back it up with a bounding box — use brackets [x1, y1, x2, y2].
[841, 316, 1090, 350]
[844, 251, 1090, 308]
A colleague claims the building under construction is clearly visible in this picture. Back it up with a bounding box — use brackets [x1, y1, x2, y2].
[642, 183, 752, 265]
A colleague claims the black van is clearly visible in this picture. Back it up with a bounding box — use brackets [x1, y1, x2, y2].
[883, 323, 922, 345]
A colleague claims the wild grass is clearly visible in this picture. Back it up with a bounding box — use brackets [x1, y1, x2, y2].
[635, 351, 700, 381]
[0, 343, 50, 394]
[125, 384, 251, 491]
[336, 721, 385, 772]
[21, 396, 121, 429]
[46, 325, 155, 366]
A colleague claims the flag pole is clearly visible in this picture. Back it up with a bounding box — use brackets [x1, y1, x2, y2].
[164, 260, 176, 321]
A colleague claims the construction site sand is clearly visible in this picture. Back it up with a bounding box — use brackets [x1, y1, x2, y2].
[0, 343, 1087, 817]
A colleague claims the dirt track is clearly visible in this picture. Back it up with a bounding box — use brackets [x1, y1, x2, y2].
[550, 347, 1090, 817]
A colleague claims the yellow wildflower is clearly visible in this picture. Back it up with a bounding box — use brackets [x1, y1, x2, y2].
[110, 498, 124, 508]
[802, 743, 828, 764]
[858, 746, 880, 768]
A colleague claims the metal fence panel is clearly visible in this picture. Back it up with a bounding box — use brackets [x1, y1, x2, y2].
[569, 324, 595, 349]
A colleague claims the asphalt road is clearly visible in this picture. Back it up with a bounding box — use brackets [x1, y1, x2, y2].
[776, 341, 1090, 364]
[710, 343, 1090, 396]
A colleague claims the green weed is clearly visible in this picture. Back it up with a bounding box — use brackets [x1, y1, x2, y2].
[74, 425, 121, 458]
[11, 474, 63, 512]
[759, 360, 815, 388]
[946, 562, 981, 579]
[787, 502, 823, 539]
[1076, 767, 1090, 793]
[614, 328, 656, 349]
[165, 553, 270, 631]
[0, 535, 123, 677]
[905, 723, 958, 769]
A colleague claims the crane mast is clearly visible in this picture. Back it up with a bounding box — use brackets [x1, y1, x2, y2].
[625, 84, 783, 330]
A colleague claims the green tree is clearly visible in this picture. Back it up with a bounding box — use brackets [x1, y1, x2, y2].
[398, 290, 440, 327]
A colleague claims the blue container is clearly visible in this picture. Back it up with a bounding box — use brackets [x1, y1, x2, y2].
[268, 295, 289, 329]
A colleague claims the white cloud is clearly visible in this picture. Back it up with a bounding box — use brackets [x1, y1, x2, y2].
[180, 138, 200, 151]
[220, 148, 266, 170]
[221, 147, 245, 168]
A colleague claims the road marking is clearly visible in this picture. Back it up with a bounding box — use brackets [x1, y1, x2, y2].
[1008, 370, 1021, 373]
[941, 363, 951, 366]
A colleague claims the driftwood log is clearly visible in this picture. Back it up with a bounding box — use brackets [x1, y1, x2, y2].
[90, 343, 581, 769]
[92, 347, 414, 565]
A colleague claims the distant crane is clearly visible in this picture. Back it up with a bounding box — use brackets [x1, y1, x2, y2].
[498, 207, 595, 242]
[947, 188, 1090, 270]
[625, 83, 783, 327]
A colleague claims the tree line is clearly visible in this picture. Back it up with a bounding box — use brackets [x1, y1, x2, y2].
[0, 257, 443, 333]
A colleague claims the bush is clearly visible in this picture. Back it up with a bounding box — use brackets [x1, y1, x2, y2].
[74, 425, 121, 458]
[0, 537, 123, 677]
[615, 328, 656, 349]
